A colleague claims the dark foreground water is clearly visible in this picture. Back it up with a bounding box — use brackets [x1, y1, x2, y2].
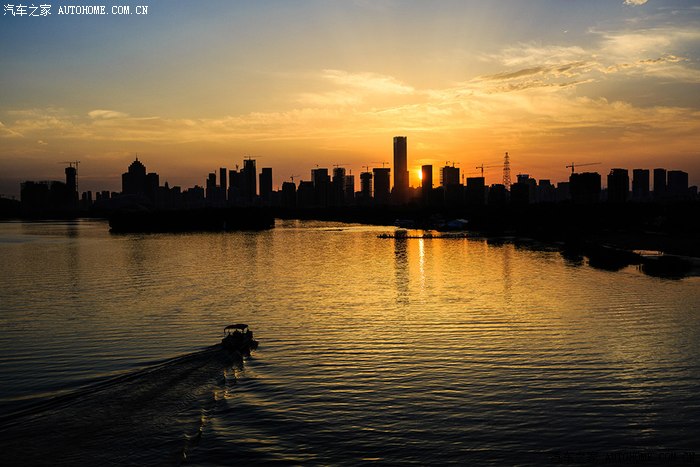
[0, 220, 699, 466]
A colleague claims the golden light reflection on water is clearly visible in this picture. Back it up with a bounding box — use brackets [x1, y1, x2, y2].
[2, 220, 700, 464]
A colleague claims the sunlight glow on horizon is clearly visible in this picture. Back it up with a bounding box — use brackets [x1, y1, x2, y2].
[2, 1, 700, 196]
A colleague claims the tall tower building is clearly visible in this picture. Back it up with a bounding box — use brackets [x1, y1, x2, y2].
[440, 165, 460, 187]
[64, 165, 78, 208]
[259, 168, 273, 203]
[344, 174, 355, 204]
[373, 167, 391, 205]
[65, 166, 77, 194]
[122, 157, 147, 195]
[632, 169, 650, 200]
[420, 165, 433, 203]
[667, 170, 689, 199]
[311, 167, 330, 207]
[219, 168, 227, 201]
[332, 167, 346, 206]
[653, 168, 667, 199]
[242, 158, 257, 203]
[360, 170, 373, 203]
[607, 168, 629, 203]
[392, 136, 408, 204]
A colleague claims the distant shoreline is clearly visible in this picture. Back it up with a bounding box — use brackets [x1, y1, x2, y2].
[2, 201, 698, 260]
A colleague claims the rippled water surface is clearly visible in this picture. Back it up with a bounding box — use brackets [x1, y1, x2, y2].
[1, 219, 699, 465]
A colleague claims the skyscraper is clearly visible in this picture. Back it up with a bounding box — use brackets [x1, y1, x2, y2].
[570, 172, 601, 204]
[440, 165, 460, 187]
[65, 166, 78, 207]
[344, 174, 355, 204]
[466, 177, 486, 205]
[653, 168, 667, 199]
[632, 169, 650, 201]
[259, 167, 272, 204]
[392, 136, 408, 204]
[667, 170, 689, 199]
[242, 158, 257, 204]
[311, 167, 330, 207]
[360, 170, 373, 204]
[332, 167, 346, 206]
[219, 168, 227, 202]
[421, 165, 433, 204]
[373, 167, 391, 205]
[122, 157, 147, 195]
[607, 168, 629, 203]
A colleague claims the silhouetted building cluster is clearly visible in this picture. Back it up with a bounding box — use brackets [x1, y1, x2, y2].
[14, 136, 699, 218]
[19, 165, 80, 213]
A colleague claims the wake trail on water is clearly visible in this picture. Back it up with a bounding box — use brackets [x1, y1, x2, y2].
[0, 344, 245, 466]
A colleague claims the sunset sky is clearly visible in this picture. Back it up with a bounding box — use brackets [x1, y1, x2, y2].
[2, 0, 700, 196]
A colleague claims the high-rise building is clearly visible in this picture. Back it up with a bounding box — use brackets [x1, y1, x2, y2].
[466, 177, 486, 205]
[360, 171, 373, 203]
[392, 136, 408, 204]
[488, 184, 507, 205]
[65, 167, 77, 195]
[242, 159, 257, 203]
[332, 167, 346, 206]
[570, 172, 601, 204]
[421, 165, 433, 203]
[344, 174, 355, 204]
[145, 172, 159, 203]
[259, 167, 272, 204]
[373, 167, 391, 205]
[537, 179, 556, 203]
[228, 169, 243, 204]
[206, 172, 217, 204]
[653, 168, 667, 199]
[311, 167, 330, 207]
[515, 174, 537, 203]
[440, 165, 460, 187]
[607, 168, 629, 203]
[667, 170, 689, 199]
[122, 157, 147, 195]
[65, 166, 78, 207]
[219, 168, 227, 200]
[632, 169, 650, 201]
[281, 181, 296, 208]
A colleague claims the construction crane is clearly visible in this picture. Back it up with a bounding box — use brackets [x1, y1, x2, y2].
[362, 165, 372, 173]
[289, 174, 300, 183]
[445, 161, 460, 167]
[566, 162, 601, 174]
[475, 163, 501, 177]
[371, 161, 390, 168]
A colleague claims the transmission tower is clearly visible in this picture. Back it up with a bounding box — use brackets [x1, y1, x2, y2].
[502, 152, 512, 190]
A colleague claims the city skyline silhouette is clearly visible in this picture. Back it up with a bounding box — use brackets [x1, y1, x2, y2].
[2, 2, 700, 197]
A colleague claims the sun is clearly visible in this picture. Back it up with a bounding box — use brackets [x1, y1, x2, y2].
[417, 168, 423, 181]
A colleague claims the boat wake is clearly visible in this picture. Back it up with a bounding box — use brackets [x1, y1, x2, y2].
[0, 344, 245, 466]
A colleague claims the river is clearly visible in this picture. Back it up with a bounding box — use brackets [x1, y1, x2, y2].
[0, 220, 698, 465]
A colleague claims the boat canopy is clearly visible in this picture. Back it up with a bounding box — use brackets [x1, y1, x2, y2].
[224, 324, 249, 333]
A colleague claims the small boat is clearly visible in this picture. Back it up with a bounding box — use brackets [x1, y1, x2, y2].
[222, 324, 259, 355]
